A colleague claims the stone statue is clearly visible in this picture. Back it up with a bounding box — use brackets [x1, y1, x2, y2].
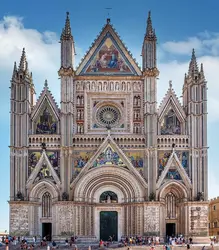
[107, 195, 111, 203]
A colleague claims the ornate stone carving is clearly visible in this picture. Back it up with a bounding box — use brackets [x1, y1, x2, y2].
[58, 67, 75, 76]
[10, 205, 29, 234]
[144, 206, 160, 233]
[189, 205, 208, 236]
[57, 205, 75, 235]
[143, 68, 159, 77]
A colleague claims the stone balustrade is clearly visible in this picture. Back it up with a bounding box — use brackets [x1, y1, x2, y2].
[28, 134, 61, 148]
[157, 135, 189, 149]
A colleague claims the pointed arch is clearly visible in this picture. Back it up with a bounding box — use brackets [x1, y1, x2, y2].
[29, 179, 59, 202]
[157, 180, 189, 202]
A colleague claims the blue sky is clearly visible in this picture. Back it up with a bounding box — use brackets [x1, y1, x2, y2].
[1, 0, 219, 231]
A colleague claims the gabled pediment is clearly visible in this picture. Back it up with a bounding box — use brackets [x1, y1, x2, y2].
[27, 150, 61, 188]
[158, 85, 186, 121]
[76, 22, 142, 76]
[31, 84, 60, 121]
[158, 85, 186, 135]
[156, 149, 191, 189]
[31, 84, 60, 134]
[70, 132, 147, 188]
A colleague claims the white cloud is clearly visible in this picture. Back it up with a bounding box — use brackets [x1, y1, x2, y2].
[161, 37, 202, 55]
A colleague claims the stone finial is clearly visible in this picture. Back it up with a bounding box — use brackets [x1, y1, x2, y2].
[60, 11, 73, 40]
[44, 79, 48, 88]
[145, 11, 156, 39]
[188, 48, 199, 76]
[169, 80, 172, 89]
[19, 48, 27, 72]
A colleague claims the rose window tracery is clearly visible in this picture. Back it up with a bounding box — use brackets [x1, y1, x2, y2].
[96, 105, 120, 127]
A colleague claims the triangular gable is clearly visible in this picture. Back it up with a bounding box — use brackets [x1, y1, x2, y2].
[31, 84, 60, 121]
[158, 85, 186, 122]
[26, 150, 61, 188]
[70, 132, 147, 188]
[156, 149, 191, 189]
[76, 23, 142, 76]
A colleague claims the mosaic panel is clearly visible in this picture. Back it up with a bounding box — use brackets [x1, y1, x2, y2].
[28, 151, 60, 177]
[125, 151, 144, 176]
[93, 146, 125, 167]
[72, 151, 94, 176]
[36, 107, 57, 134]
[83, 35, 134, 75]
[158, 150, 189, 180]
[160, 107, 181, 135]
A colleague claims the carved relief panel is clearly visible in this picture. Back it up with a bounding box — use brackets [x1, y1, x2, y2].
[144, 206, 160, 234]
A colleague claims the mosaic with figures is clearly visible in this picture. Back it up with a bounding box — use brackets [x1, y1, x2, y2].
[72, 151, 94, 176]
[28, 151, 60, 177]
[158, 151, 189, 180]
[36, 107, 57, 134]
[125, 151, 144, 176]
[93, 146, 126, 167]
[83, 35, 134, 75]
[160, 108, 181, 135]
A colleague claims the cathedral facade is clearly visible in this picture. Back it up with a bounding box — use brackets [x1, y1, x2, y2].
[9, 12, 209, 240]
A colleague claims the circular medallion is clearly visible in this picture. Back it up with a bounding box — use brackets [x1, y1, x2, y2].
[96, 105, 120, 127]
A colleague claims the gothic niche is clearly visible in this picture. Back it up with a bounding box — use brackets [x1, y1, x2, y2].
[100, 191, 118, 203]
[160, 108, 181, 135]
[36, 107, 57, 134]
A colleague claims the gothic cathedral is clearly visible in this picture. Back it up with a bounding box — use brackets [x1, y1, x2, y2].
[9, 12, 208, 240]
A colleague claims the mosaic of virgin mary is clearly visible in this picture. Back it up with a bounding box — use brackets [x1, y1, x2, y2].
[86, 38, 131, 73]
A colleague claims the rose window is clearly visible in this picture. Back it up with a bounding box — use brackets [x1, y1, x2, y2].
[96, 105, 120, 127]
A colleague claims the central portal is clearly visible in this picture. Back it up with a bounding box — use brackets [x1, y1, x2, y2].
[100, 211, 118, 241]
[166, 223, 176, 237]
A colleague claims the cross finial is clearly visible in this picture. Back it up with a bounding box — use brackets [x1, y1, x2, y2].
[169, 80, 172, 89]
[44, 79, 48, 88]
[105, 7, 112, 23]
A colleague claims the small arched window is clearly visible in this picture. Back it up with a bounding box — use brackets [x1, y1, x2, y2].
[42, 192, 52, 217]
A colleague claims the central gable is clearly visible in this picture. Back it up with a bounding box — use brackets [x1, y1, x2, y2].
[76, 23, 142, 76]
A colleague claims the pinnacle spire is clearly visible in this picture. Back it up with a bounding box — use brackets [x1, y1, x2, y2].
[61, 12, 73, 40]
[188, 48, 199, 76]
[145, 11, 156, 40]
[13, 61, 17, 73]
[19, 48, 27, 72]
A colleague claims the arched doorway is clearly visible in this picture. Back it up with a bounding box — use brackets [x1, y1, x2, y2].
[41, 192, 52, 241]
[165, 192, 177, 237]
[158, 181, 188, 237]
[99, 191, 118, 241]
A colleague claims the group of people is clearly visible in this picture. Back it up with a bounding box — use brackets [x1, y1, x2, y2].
[119, 236, 160, 246]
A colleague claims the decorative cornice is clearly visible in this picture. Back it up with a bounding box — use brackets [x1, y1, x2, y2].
[58, 67, 75, 76]
[74, 75, 142, 80]
[143, 68, 159, 77]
